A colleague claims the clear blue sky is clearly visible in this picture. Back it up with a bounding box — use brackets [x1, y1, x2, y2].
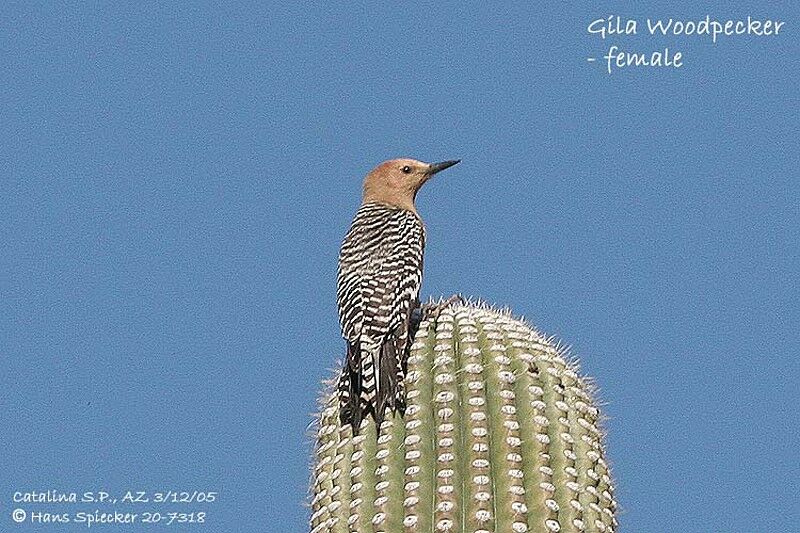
[2, 2, 798, 532]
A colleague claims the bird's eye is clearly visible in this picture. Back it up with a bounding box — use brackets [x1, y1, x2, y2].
[401, 165, 412, 174]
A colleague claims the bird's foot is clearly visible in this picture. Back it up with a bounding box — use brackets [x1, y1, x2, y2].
[419, 294, 465, 322]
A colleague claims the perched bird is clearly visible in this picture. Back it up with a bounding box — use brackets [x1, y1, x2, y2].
[337, 158, 460, 433]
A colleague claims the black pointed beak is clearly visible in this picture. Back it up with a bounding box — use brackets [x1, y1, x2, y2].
[428, 159, 461, 175]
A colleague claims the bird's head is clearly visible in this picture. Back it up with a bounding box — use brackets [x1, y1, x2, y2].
[362, 158, 460, 213]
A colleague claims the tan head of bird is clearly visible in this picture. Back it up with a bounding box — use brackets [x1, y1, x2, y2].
[362, 158, 460, 213]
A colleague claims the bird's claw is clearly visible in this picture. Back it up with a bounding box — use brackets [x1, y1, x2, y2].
[419, 294, 465, 322]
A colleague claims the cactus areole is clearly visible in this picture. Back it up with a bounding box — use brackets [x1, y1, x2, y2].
[310, 302, 617, 532]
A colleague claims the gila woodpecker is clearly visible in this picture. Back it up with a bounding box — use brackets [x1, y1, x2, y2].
[337, 158, 460, 433]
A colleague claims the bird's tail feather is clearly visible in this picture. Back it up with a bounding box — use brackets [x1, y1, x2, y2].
[375, 335, 406, 428]
[338, 336, 406, 434]
[338, 341, 363, 432]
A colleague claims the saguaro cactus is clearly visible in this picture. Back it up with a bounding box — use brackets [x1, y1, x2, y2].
[310, 302, 617, 532]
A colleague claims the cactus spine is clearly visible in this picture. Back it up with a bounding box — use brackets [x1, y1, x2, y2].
[310, 302, 617, 532]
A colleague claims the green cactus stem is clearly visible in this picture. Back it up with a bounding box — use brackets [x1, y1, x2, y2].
[310, 301, 617, 532]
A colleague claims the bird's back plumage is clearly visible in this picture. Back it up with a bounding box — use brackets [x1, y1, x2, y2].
[337, 202, 425, 432]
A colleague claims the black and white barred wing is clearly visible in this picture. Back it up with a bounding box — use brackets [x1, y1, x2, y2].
[336, 205, 425, 431]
